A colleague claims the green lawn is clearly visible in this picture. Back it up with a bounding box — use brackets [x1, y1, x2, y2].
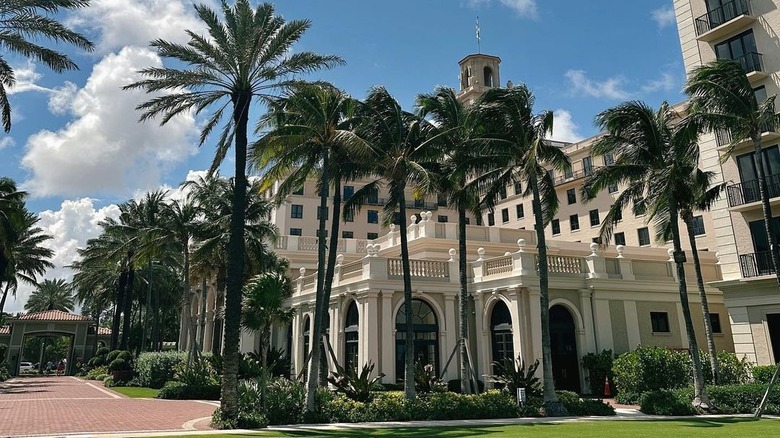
[167, 418, 779, 438]
[111, 386, 159, 398]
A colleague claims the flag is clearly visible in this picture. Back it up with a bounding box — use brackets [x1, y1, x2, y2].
[476, 16, 481, 43]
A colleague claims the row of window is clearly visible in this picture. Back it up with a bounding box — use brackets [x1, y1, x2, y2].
[651, 311, 722, 334]
[549, 215, 706, 244]
[289, 228, 380, 240]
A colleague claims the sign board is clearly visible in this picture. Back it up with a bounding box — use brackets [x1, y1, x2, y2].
[517, 387, 527, 406]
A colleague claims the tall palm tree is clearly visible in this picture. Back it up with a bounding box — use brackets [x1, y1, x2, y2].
[583, 101, 712, 409]
[25, 278, 74, 312]
[416, 86, 489, 394]
[0, 0, 93, 131]
[0, 207, 54, 314]
[241, 272, 293, 367]
[477, 84, 570, 416]
[685, 59, 780, 288]
[125, 1, 341, 421]
[254, 82, 367, 409]
[344, 86, 440, 400]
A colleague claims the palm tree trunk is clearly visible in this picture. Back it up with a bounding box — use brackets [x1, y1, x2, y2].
[184, 243, 199, 362]
[220, 91, 251, 422]
[398, 192, 416, 400]
[198, 275, 207, 354]
[121, 258, 135, 350]
[305, 150, 330, 412]
[0, 282, 11, 316]
[458, 205, 470, 394]
[142, 259, 152, 352]
[112, 272, 126, 350]
[321, 178, 342, 363]
[530, 176, 566, 416]
[669, 204, 711, 409]
[684, 213, 719, 384]
[752, 136, 780, 287]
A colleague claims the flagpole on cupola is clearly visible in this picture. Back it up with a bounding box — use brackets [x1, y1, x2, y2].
[476, 16, 481, 54]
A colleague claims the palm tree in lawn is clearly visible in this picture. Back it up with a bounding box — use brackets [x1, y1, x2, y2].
[477, 84, 570, 416]
[71, 254, 115, 353]
[416, 86, 491, 394]
[25, 279, 74, 313]
[0, 0, 93, 131]
[254, 82, 367, 408]
[0, 208, 54, 314]
[686, 59, 780, 287]
[344, 86, 440, 400]
[125, 0, 341, 421]
[582, 100, 712, 409]
[241, 272, 293, 368]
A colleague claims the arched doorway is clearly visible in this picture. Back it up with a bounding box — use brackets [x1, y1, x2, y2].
[549, 305, 579, 391]
[395, 298, 439, 381]
[483, 66, 494, 87]
[490, 300, 514, 365]
[302, 315, 311, 370]
[344, 301, 359, 370]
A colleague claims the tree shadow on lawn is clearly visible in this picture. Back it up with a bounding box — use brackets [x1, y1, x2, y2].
[264, 425, 543, 437]
[673, 418, 762, 428]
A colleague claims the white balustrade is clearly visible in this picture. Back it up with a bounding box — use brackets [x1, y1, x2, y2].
[484, 255, 513, 276]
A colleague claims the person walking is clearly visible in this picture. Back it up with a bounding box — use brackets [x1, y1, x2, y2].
[55, 360, 64, 377]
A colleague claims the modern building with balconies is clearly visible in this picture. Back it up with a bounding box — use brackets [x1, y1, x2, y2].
[676, 0, 780, 365]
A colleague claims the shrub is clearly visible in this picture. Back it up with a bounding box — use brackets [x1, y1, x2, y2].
[135, 351, 186, 389]
[700, 351, 752, 385]
[517, 396, 544, 417]
[0, 363, 10, 382]
[158, 381, 221, 400]
[612, 346, 690, 404]
[95, 347, 110, 357]
[554, 390, 614, 416]
[264, 378, 306, 425]
[85, 365, 108, 380]
[675, 384, 780, 415]
[106, 350, 122, 363]
[327, 361, 384, 402]
[211, 408, 268, 430]
[486, 355, 542, 399]
[87, 356, 104, 367]
[414, 362, 447, 393]
[108, 358, 131, 372]
[581, 350, 613, 395]
[640, 390, 696, 416]
[0, 343, 7, 362]
[447, 378, 485, 394]
[174, 360, 218, 387]
[752, 365, 778, 384]
[103, 376, 115, 387]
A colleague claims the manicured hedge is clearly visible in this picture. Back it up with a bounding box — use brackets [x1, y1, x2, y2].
[752, 365, 778, 384]
[612, 347, 691, 404]
[135, 351, 186, 389]
[158, 381, 221, 400]
[640, 384, 780, 416]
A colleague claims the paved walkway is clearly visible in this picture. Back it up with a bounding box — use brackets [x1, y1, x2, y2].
[0, 376, 216, 437]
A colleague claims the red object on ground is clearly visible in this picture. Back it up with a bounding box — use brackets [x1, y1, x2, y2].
[604, 376, 611, 397]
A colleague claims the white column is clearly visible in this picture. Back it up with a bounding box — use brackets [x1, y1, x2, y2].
[365, 293, 380, 368]
[578, 289, 597, 355]
[291, 311, 302, 376]
[623, 300, 641, 350]
[527, 288, 543, 365]
[592, 292, 614, 352]
[330, 301, 341, 368]
[380, 292, 394, 382]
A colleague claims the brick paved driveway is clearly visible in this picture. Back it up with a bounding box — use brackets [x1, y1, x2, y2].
[0, 376, 217, 437]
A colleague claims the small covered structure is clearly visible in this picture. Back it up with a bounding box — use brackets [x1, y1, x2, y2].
[1, 310, 110, 376]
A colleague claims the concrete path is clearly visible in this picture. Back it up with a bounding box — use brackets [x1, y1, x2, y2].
[0, 376, 216, 437]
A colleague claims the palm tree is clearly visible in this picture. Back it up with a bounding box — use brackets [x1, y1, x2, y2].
[125, 1, 341, 421]
[241, 272, 293, 367]
[583, 100, 712, 410]
[254, 82, 366, 409]
[344, 86, 440, 400]
[0, 0, 93, 131]
[0, 207, 54, 314]
[685, 59, 780, 288]
[25, 278, 74, 312]
[416, 86, 489, 394]
[477, 84, 570, 416]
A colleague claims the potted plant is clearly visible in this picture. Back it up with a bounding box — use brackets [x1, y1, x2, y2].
[108, 357, 132, 382]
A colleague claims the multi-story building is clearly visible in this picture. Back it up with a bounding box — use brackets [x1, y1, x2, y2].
[675, 0, 780, 365]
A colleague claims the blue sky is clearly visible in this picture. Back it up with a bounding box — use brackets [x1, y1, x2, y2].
[0, 0, 683, 312]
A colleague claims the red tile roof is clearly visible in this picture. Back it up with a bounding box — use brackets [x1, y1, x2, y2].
[0, 326, 9, 334]
[16, 310, 92, 322]
[97, 327, 112, 335]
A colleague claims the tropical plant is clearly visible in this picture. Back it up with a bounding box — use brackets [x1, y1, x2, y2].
[255, 81, 366, 410]
[487, 356, 542, 399]
[345, 86, 440, 400]
[125, 0, 341, 422]
[583, 100, 711, 410]
[414, 362, 447, 393]
[0, 0, 94, 131]
[241, 272, 293, 368]
[416, 86, 490, 394]
[476, 84, 570, 416]
[327, 361, 385, 402]
[24, 278, 74, 312]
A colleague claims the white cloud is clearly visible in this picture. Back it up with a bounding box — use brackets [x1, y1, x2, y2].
[550, 109, 583, 143]
[71, 0, 208, 54]
[466, 0, 538, 18]
[564, 70, 631, 100]
[641, 72, 676, 94]
[21, 46, 199, 198]
[651, 5, 676, 29]
[47, 82, 79, 115]
[7, 61, 49, 95]
[0, 137, 14, 150]
[5, 199, 120, 314]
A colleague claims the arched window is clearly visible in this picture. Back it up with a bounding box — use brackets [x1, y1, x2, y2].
[490, 300, 514, 364]
[550, 305, 579, 391]
[395, 299, 439, 381]
[344, 301, 359, 370]
[483, 66, 494, 87]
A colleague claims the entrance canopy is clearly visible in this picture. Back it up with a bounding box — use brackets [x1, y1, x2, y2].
[2, 310, 109, 376]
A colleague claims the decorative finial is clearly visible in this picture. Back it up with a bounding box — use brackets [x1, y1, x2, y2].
[589, 242, 599, 256]
[448, 248, 457, 262]
[616, 245, 625, 258]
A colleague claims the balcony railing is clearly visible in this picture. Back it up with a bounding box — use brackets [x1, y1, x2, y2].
[726, 174, 780, 207]
[553, 167, 595, 186]
[695, 0, 752, 35]
[732, 51, 764, 75]
[739, 250, 775, 277]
